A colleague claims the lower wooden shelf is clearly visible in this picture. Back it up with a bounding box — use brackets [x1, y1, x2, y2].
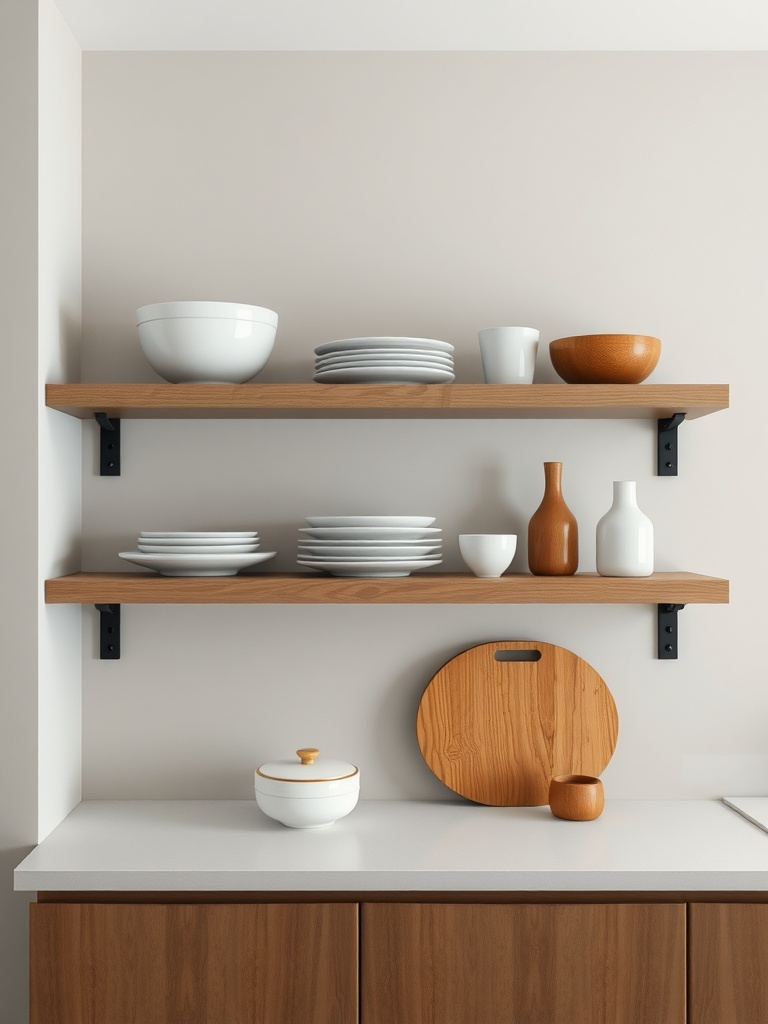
[45, 571, 728, 605]
[46, 571, 727, 660]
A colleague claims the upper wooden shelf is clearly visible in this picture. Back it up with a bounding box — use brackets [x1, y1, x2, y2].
[45, 571, 729, 606]
[45, 383, 729, 420]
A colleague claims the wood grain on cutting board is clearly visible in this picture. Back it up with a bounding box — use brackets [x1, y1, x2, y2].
[416, 641, 619, 806]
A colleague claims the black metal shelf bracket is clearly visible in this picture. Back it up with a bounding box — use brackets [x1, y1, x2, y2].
[657, 412, 686, 476]
[95, 412, 121, 476]
[95, 603, 121, 659]
[658, 603, 685, 659]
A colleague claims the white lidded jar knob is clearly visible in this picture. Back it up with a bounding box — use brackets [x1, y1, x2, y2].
[596, 480, 654, 577]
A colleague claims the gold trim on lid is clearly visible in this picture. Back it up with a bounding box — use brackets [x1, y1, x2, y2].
[256, 767, 359, 783]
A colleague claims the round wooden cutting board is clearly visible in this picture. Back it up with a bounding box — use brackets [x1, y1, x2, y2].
[416, 641, 619, 806]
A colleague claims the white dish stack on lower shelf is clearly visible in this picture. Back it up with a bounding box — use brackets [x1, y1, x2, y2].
[313, 337, 455, 383]
[297, 516, 442, 577]
[119, 531, 276, 577]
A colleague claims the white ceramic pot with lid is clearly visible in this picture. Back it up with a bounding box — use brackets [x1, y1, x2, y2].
[254, 747, 360, 829]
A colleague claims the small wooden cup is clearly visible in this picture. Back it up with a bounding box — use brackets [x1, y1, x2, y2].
[548, 774, 604, 821]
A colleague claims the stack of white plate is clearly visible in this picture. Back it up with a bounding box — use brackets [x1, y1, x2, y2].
[313, 337, 455, 384]
[297, 516, 442, 577]
[119, 531, 276, 577]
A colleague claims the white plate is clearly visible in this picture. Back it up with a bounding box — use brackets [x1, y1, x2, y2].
[315, 353, 454, 369]
[299, 544, 441, 558]
[304, 516, 435, 527]
[313, 366, 455, 384]
[301, 561, 442, 577]
[137, 539, 259, 548]
[299, 554, 443, 563]
[314, 359, 454, 373]
[314, 337, 454, 356]
[298, 536, 441, 546]
[297, 556, 442, 577]
[138, 543, 260, 554]
[139, 531, 259, 539]
[299, 537, 442, 547]
[119, 550, 276, 577]
[315, 347, 454, 363]
[299, 526, 442, 540]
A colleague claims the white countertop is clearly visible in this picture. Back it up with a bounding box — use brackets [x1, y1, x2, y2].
[14, 798, 768, 893]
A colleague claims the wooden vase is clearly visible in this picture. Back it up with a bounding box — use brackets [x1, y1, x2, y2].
[527, 461, 579, 576]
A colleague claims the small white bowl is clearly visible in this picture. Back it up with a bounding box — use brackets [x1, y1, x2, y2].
[459, 534, 517, 577]
[254, 748, 360, 829]
[136, 300, 278, 384]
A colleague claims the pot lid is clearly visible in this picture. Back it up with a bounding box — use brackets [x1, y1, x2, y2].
[257, 748, 358, 783]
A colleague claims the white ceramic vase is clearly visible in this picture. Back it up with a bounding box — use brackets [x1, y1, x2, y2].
[596, 480, 654, 577]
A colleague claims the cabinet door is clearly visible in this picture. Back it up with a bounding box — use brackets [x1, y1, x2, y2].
[31, 901, 358, 1024]
[689, 902, 768, 1024]
[362, 902, 685, 1024]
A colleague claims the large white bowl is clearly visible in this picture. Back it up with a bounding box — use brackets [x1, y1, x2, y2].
[136, 301, 278, 383]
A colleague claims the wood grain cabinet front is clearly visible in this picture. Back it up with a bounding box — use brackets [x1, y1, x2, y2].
[361, 902, 686, 1024]
[41, 896, 768, 1023]
[689, 903, 768, 1024]
[30, 901, 359, 1024]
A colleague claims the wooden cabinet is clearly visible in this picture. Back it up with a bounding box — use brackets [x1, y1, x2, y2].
[361, 901, 686, 1024]
[30, 901, 358, 1024]
[35, 894, 768, 1023]
[689, 903, 768, 1024]
[31, 895, 695, 1024]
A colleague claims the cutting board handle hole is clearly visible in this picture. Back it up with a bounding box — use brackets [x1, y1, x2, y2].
[494, 650, 542, 662]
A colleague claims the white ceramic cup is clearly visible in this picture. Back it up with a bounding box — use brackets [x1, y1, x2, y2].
[478, 326, 540, 384]
[459, 534, 517, 578]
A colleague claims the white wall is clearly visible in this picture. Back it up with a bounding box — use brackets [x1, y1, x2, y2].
[0, 2, 40, 1019]
[38, 0, 82, 844]
[0, 1, 81, 1016]
[79, 53, 760, 803]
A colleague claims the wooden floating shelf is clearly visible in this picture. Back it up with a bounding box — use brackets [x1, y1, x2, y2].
[46, 383, 729, 420]
[45, 571, 729, 606]
[44, 383, 730, 655]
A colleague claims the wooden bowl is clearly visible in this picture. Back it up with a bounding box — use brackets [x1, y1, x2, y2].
[548, 774, 604, 821]
[549, 334, 661, 384]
